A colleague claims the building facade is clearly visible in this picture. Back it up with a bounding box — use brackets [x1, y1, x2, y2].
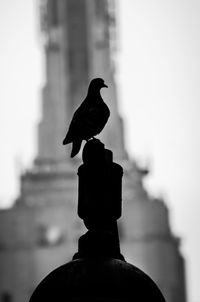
[0, 1, 186, 301]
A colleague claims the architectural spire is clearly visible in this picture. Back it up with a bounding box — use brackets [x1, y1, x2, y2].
[37, 0, 127, 164]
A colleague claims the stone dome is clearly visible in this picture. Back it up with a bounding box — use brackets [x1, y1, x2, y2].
[30, 257, 165, 302]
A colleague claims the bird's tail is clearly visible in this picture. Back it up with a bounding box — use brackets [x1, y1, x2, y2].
[63, 135, 70, 145]
[71, 139, 82, 158]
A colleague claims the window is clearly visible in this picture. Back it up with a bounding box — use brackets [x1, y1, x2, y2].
[37, 225, 64, 247]
[1, 292, 12, 302]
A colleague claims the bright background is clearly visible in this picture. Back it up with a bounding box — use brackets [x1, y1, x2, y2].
[0, 1, 200, 301]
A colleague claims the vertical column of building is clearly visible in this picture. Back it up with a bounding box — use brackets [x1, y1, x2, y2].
[37, 0, 127, 163]
[86, 0, 127, 160]
[37, 0, 71, 163]
[64, 0, 90, 114]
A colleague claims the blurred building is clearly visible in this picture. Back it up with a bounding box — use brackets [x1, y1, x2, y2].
[0, 1, 186, 301]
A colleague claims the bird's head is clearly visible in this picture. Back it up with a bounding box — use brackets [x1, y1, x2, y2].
[88, 78, 108, 92]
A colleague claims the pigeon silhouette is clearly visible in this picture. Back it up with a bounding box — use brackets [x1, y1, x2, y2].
[63, 78, 110, 158]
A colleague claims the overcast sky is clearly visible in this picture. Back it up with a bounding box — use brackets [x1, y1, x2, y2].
[0, 1, 200, 301]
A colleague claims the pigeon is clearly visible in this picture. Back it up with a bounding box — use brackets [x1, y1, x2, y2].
[63, 78, 110, 158]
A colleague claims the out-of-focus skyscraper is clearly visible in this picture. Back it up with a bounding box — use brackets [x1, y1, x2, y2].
[0, 1, 186, 301]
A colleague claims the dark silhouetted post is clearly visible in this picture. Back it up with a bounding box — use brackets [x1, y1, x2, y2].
[74, 139, 124, 261]
[29, 139, 166, 302]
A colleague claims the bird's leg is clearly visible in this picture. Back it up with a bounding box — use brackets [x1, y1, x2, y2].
[87, 137, 95, 141]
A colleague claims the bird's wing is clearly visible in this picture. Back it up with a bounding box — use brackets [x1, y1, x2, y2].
[63, 100, 110, 144]
[71, 138, 82, 158]
[79, 104, 110, 138]
[85, 106, 109, 125]
[70, 107, 99, 138]
[63, 102, 90, 143]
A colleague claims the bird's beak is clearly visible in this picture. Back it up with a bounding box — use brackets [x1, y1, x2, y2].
[103, 83, 108, 88]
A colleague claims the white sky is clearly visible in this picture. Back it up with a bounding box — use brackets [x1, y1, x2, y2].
[0, 1, 200, 301]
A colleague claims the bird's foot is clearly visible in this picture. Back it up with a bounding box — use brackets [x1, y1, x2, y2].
[86, 137, 100, 143]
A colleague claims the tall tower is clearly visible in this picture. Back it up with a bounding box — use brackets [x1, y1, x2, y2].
[0, 1, 186, 302]
[37, 0, 126, 163]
